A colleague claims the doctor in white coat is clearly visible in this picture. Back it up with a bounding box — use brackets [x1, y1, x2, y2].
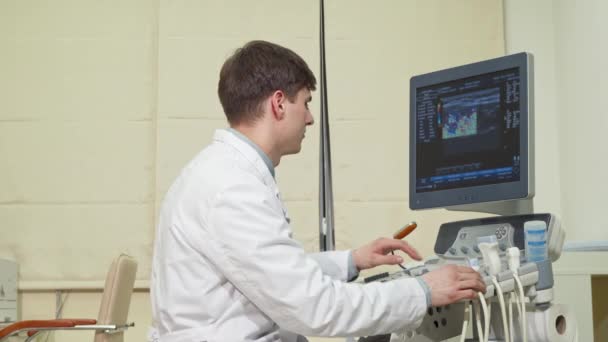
[150, 40, 485, 342]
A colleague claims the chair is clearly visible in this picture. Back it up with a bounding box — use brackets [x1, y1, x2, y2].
[0, 254, 138, 342]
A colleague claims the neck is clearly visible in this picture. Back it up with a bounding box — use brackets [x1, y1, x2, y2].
[230, 124, 281, 167]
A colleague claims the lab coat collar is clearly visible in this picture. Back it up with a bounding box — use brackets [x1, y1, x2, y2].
[226, 127, 275, 178]
[213, 129, 277, 188]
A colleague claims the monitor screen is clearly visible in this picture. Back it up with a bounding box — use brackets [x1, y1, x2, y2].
[409, 53, 534, 210]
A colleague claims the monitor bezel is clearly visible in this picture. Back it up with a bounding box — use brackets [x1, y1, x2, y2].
[409, 52, 534, 210]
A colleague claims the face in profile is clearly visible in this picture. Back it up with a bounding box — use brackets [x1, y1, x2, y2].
[280, 88, 314, 155]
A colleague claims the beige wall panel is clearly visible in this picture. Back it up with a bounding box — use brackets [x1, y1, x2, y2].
[323, 39, 415, 120]
[409, 0, 503, 41]
[404, 38, 505, 77]
[159, 0, 315, 40]
[0, 0, 156, 121]
[0, 122, 153, 203]
[0, 1, 16, 40]
[325, 0, 419, 41]
[0, 43, 17, 119]
[330, 120, 409, 201]
[0, 204, 153, 282]
[327, 0, 502, 41]
[3, 39, 155, 121]
[10, 0, 155, 40]
[17, 291, 56, 320]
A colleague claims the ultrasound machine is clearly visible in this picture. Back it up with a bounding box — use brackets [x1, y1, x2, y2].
[358, 53, 576, 342]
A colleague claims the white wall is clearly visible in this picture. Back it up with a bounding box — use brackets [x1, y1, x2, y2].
[1, 1, 504, 341]
[553, 0, 608, 242]
[503, 0, 561, 216]
[505, 1, 608, 341]
[505, 0, 608, 242]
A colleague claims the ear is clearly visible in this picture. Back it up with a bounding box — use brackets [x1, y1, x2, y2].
[270, 90, 286, 121]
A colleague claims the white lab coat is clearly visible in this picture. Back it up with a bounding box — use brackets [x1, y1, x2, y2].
[151, 129, 428, 342]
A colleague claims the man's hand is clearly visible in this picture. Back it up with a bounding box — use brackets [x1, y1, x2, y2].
[353, 238, 422, 270]
[421, 264, 486, 306]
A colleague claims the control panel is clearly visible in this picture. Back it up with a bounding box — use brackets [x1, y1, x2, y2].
[433, 213, 562, 262]
[441, 223, 515, 259]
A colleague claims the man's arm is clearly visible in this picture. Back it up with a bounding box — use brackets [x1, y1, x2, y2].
[308, 250, 355, 282]
[200, 177, 428, 337]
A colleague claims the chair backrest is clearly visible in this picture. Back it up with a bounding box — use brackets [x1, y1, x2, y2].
[94, 254, 138, 342]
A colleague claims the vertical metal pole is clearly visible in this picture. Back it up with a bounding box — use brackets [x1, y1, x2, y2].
[55, 290, 62, 318]
[319, 0, 335, 251]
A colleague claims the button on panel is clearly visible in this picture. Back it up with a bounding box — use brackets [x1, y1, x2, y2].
[444, 223, 515, 259]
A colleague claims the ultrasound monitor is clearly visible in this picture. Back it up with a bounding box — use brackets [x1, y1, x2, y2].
[409, 52, 534, 211]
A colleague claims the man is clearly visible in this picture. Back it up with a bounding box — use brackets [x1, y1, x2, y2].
[150, 40, 485, 342]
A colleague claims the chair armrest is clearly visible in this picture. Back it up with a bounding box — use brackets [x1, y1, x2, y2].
[0, 319, 97, 340]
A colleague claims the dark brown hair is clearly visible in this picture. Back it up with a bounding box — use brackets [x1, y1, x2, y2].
[218, 40, 317, 125]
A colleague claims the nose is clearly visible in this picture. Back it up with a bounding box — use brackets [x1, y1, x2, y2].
[306, 111, 314, 126]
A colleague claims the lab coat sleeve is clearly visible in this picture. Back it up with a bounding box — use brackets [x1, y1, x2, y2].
[201, 176, 428, 337]
[308, 251, 353, 282]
